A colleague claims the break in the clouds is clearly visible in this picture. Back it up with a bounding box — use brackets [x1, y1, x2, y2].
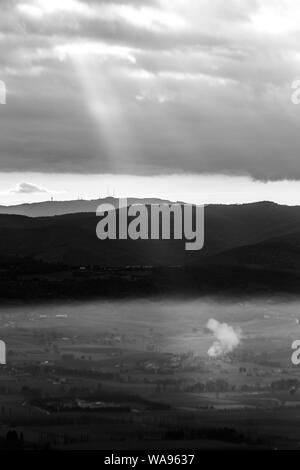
[0, 0, 300, 180]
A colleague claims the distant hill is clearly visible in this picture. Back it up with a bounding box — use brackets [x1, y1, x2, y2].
[205, 230, 300, 271]
[0, 197, 173, 218]
[0, 201, 299, 269]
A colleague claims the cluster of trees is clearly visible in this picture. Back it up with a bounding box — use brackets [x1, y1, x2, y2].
[271, 379, 298, 391]
[187, 379, 234, 393]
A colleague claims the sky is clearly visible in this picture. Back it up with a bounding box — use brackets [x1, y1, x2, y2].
[0, 0, 300, 205]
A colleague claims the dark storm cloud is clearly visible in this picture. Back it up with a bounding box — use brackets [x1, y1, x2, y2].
[0, 0, 300, 180]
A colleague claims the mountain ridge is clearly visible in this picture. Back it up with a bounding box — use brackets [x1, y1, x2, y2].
[0, 198, 298, 218]
[0, 201, 299, 268]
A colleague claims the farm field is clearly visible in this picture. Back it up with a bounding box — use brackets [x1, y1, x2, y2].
[0, 298, 299, 449]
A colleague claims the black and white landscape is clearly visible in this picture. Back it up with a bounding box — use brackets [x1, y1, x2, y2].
[0, 0, 300, 452]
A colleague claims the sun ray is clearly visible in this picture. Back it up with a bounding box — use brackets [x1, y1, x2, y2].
[56, 44, 141, 173]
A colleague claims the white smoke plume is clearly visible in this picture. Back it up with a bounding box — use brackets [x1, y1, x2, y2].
[206, 319, 241, 358]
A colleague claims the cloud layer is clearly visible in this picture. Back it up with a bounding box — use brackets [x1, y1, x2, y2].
[0, 0, 300, 180]
[11, 182, 48, 193]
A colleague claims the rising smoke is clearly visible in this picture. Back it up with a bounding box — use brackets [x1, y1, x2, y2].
[206, 319, 241, 358]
